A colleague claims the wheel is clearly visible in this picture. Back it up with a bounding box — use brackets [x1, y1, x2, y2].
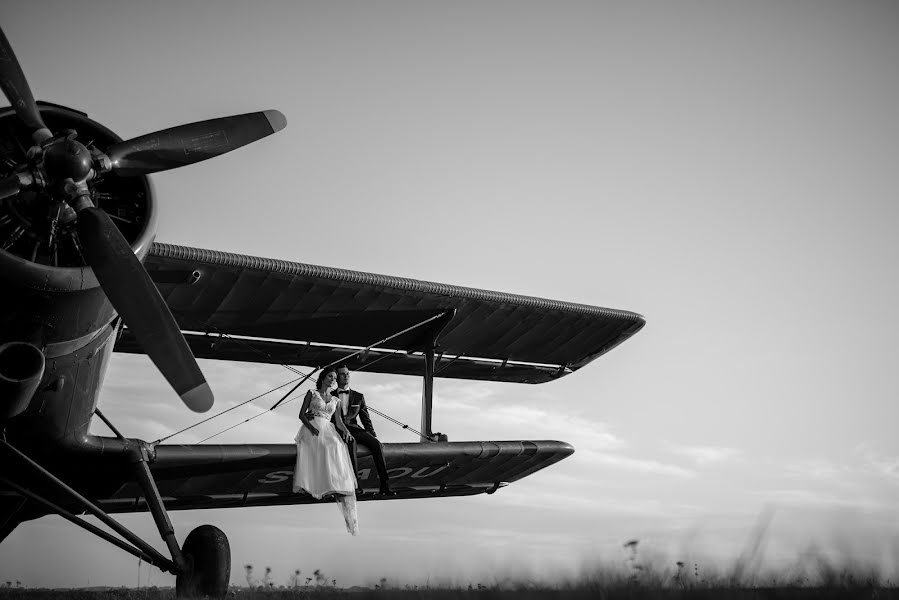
[175, 525, 230, 598]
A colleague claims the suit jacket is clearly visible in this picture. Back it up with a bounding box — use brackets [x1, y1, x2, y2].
[331, 389, 376, 437]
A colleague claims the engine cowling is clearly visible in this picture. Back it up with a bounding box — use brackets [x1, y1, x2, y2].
[0, 103, 158, 351]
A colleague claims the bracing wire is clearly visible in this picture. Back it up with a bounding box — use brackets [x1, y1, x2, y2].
[197, 349, 427, 444]
[162, 312, 449, 444]
[366, 406, 422, 436]
[152, 376, 308, 445]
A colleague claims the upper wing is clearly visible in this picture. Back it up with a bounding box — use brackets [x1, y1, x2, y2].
[94, 439, 573, 514]
[114, 242, 645, 383]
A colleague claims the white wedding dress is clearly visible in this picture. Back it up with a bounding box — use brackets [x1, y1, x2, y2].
[293, 389, 358, 535]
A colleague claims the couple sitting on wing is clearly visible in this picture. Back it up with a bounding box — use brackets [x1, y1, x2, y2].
[291, 363, 394, 535]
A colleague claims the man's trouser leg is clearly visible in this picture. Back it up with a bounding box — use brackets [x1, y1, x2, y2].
[350, 427, 390, 490]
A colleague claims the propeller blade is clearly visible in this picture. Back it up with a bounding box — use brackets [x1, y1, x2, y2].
[0, 26, 50, 138]
[106, 110, 286, 177]
[76, 207, 213, 412]
[0, 174, 21, 200]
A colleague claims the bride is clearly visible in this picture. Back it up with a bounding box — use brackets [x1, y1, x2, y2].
[293, 366, 358, 535]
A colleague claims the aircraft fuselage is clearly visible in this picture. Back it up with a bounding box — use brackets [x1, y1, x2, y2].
[1, 103, 156, 458]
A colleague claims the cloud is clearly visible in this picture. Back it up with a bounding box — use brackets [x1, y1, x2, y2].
[780, 458, 849, 481]
[669, 444, 740, 466]
[97, 355, 304, 445]
[402, 382, 628, 450]
[752, 447, 899, 512]
[749, 488, 896, 512]
[496, 481, 701, 518]
[474, 404, 626, 450]
[857, 444, 899, 481]
[577, 450, 696, 479]
[778, 447, 899, 488]
[365, 379, 422, 403]
[350, 376, 694, 482]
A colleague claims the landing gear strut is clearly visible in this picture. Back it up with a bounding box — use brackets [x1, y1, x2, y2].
[121, 437, 231, 597]
[4, 427, 233, 598]
[176, 525, 231, 598]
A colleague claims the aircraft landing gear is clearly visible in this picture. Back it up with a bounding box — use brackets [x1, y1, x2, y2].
[176, 525, 231, 598]
[120, 436, 231, 597]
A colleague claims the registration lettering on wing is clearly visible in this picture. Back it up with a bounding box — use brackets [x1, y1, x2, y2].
[257, 464, 449, 485]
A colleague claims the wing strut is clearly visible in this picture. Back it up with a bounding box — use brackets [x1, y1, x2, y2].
[419, 310, 456, 442]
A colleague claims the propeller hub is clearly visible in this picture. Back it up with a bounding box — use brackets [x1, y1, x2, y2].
[43, 138, 92, 183]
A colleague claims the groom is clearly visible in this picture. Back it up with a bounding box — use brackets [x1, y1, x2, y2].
[331, 363, 394, 496]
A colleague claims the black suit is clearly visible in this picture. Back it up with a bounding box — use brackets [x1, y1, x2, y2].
[331, 388, 390, 491]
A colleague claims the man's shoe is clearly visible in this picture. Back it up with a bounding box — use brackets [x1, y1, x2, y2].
[379, 486, 396, 497]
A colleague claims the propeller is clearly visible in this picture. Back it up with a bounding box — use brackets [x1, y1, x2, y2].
[0, 27, 51, 141]
[0, 25, 287, 412]
[107, 111, 286, 177]
[74, 201, 213, 412]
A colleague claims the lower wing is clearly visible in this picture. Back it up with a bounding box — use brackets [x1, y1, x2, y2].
[95, 439, 573, 513]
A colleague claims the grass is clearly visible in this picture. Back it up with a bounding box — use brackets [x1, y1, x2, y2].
[4, 534, 898, 599]
[1, 566, 898, 600]
[1, 585, 898, 599]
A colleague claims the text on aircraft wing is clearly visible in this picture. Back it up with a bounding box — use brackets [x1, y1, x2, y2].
[113, 243, 645, 383]
[90, 440, 573, 513]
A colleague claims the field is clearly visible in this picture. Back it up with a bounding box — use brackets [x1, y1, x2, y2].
[0, 585, 898, 599]
[4, 545, 897, 600]
[1, 570, 897, 600]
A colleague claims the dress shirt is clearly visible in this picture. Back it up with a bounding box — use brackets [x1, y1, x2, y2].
[337, 387, 350, 415]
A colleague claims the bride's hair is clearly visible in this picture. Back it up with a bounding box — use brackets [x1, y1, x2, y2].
[316, 367, 337, 390]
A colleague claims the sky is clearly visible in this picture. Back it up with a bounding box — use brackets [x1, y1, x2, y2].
[2, 0, 899, 589]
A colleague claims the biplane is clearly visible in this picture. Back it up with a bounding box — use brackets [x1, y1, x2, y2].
[0, 25, 644, 597]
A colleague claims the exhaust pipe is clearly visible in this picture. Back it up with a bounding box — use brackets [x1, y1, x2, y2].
[0, 341, 46, 421]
